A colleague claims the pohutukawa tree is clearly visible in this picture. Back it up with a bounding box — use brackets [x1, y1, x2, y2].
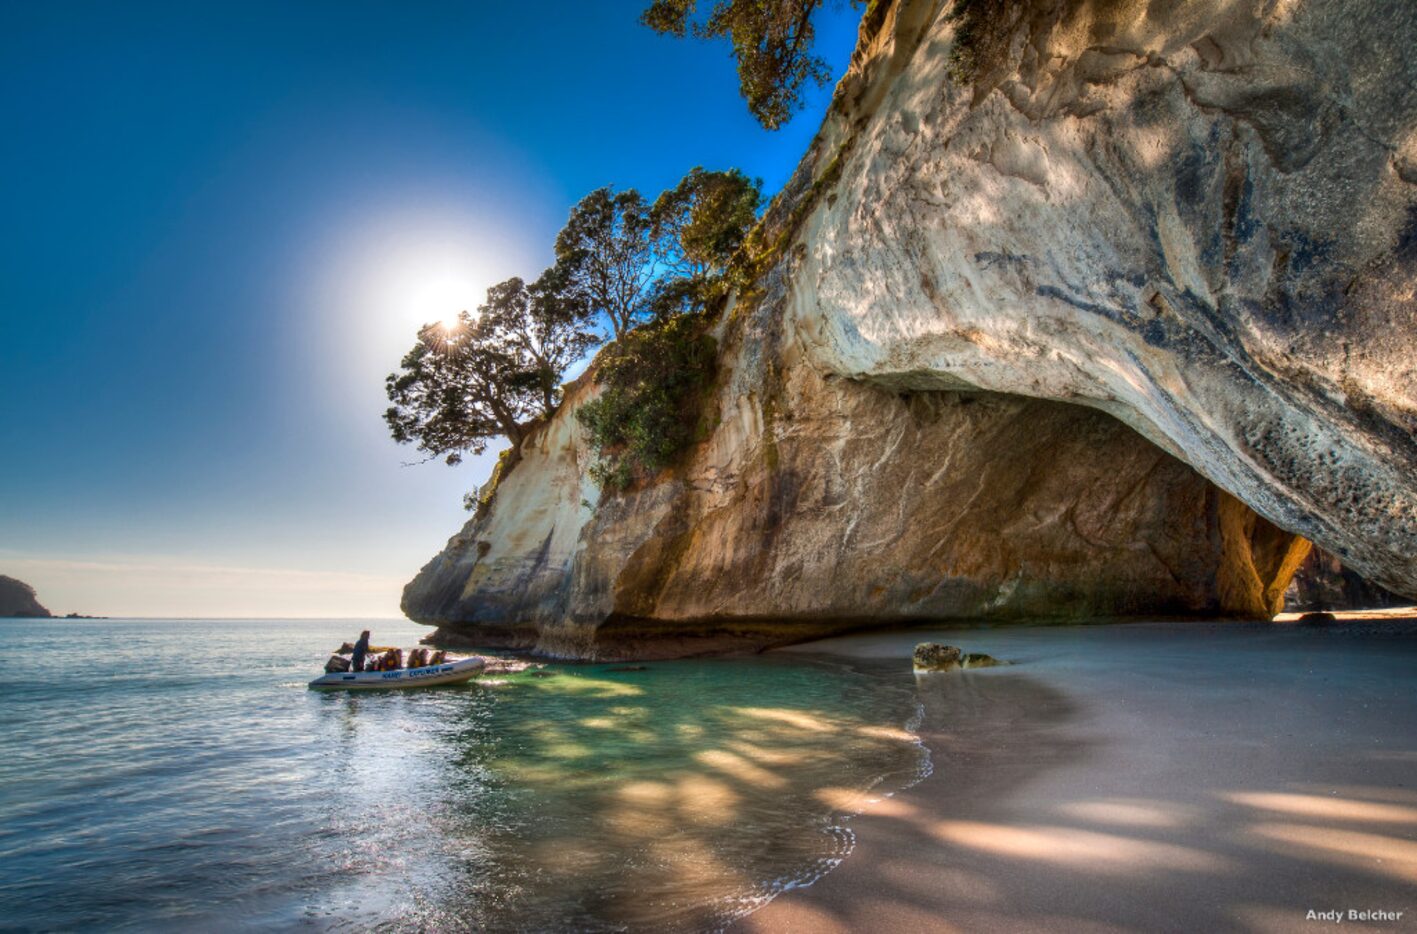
[479, 270, 600, 412]
[649, 166, 762, 313]
[385, 314, 534, 465]
[552, 171, 764, 327]
[552, 187, 656, 340]
[384, 274, 598, 465]
[571, 169, 761, 489]
[640, 0, 859, 130]
[384, 166, 762, 473]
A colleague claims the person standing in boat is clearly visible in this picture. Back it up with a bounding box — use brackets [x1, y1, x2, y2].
[351, 630, 371, 672]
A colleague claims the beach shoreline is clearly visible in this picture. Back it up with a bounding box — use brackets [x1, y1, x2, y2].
[740, 615, 1417, 933]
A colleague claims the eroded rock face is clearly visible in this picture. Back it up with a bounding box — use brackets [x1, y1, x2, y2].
[795, 0, 1417, 596]
[404, 0, 1417, 656]
[406, 257, 1307, 658]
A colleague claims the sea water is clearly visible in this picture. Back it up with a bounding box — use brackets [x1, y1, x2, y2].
[0, 618, 925, 932]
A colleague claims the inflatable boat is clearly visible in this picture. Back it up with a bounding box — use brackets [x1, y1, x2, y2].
[308, 656, 486, 690]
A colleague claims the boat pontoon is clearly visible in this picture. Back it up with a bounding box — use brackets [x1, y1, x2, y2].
[308, 656, 485, 690]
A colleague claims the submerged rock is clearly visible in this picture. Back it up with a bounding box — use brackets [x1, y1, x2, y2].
[913, 645, 1006, 671]
[912, 643, 962, 671]
[404, 0, 1417, 659]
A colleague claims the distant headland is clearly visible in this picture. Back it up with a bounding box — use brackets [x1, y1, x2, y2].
[0, 575, 52, 618]
[0, 576, 104, 619]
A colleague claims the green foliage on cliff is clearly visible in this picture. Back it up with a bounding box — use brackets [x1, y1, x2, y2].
[729, 141, 847, 301]
[575, 168, 759, 493]
[640, 0, 863, 130]
[385, 165, 759, 513]
[577, 313, 718, 491]
[464, 447, 518, 514]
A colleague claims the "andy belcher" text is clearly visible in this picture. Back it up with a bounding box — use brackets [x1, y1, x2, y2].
[1307, 909, 1405, 924]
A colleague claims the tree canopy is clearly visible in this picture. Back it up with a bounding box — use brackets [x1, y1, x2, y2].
[480, 270, 600, 412]
[552, 188, 655, 341]
[384, 167, 761, 476]
[553, 169, 762, 336]
[650, 166, 762, 279]
[649, 167, 763, 316]
[384, 272, 598, 465]
[640, 0, 860, 130]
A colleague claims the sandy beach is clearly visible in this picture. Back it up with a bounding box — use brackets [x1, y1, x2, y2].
[741, 614, 1417, 933]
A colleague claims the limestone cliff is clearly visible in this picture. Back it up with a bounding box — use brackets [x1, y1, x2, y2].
[0, 575, 51, 619]
[405, 0, 1417, 657]
[794, 0, 1417, 596]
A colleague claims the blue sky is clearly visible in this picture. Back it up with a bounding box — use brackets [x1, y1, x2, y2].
[0, 1, 862, 617]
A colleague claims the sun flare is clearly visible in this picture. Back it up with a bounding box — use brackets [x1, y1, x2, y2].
[321, 219, 513, 378]
[403, 269, 479, 334]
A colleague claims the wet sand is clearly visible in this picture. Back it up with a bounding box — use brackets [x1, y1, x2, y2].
[739, 614, 1417, 933]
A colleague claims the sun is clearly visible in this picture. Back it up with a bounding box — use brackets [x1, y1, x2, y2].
[405, 270, 478, 334]
[312, 211, 522, 383]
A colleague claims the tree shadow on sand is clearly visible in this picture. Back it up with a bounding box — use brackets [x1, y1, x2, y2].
[738, 665, 1417, 933]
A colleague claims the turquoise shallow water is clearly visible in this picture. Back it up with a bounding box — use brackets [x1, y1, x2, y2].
[0, 619, 925, 932]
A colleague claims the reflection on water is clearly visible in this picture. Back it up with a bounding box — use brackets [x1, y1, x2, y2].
[0, 619, 924, 931]
[455, 660, 926, 931]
